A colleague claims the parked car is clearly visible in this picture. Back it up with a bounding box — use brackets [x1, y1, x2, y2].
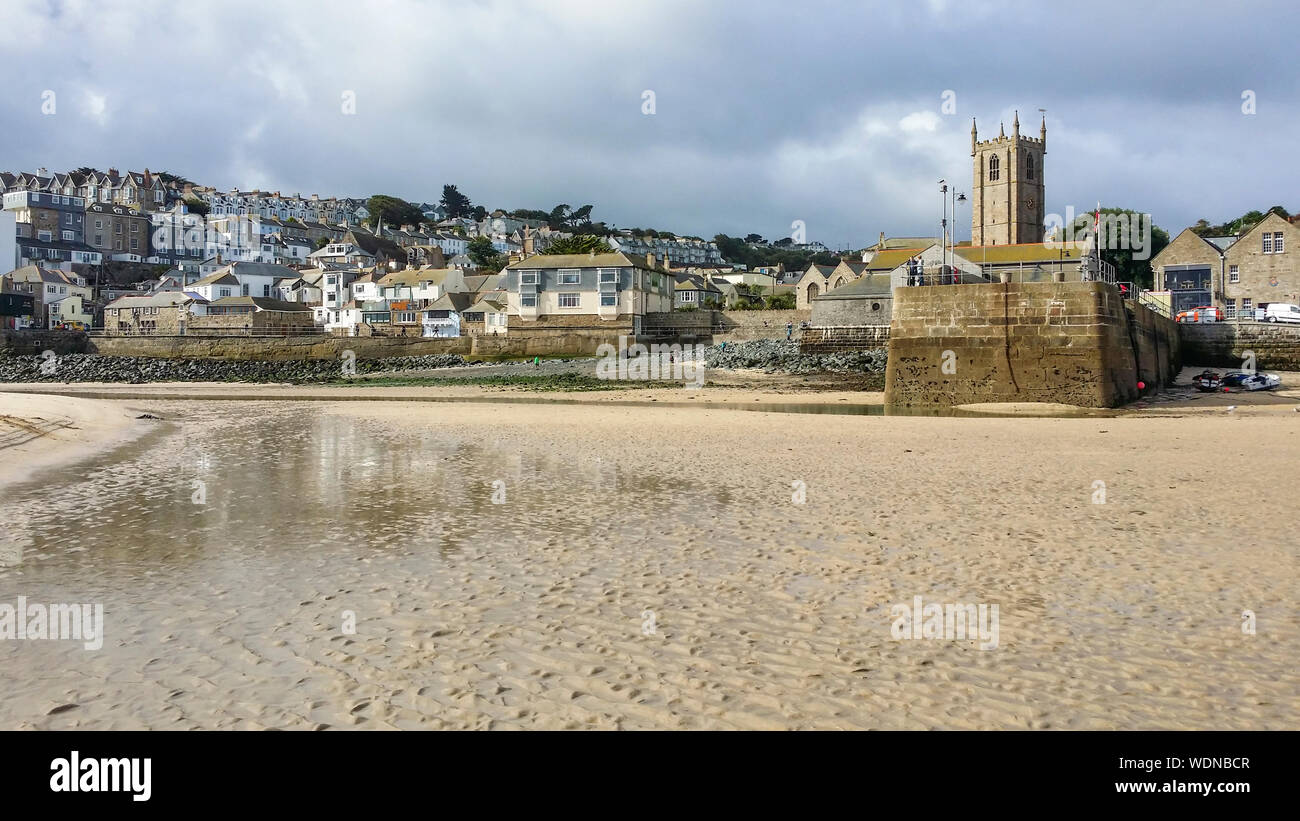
[1175, 305, 1223, 323]
[55, 320, 87, 331]
[1254, 302, 1300, 323]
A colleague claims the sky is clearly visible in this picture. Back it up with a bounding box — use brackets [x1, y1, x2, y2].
[3, 0, 1297, 249]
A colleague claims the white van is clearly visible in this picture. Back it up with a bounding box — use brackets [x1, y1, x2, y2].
[1254, 302, 1300, 323]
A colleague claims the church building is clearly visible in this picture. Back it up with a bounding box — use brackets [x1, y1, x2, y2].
[970, 112, 1046, 246]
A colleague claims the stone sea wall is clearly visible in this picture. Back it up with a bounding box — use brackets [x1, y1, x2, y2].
[884, 282, 1179, 408]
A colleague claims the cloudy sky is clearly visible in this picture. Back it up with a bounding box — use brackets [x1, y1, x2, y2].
[4, 0, 1296, 248]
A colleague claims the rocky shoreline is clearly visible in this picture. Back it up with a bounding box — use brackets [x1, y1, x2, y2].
[0, 340, 887, 384]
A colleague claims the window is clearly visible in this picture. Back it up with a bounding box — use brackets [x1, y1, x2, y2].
[115, 223, 122, 233]
[558, 293, 580, 308]
[64, 213, 72, 225]
[680, 291, 697, 303]
[1242, 298, 1253, 315]
[557, 269, 581, 284]
[219, 288, 232, 298]
[989, 154, 1000, 181]
[600, 294, 617, 307]
[130, 239, 139, 250]
[62, 230, 73, 241]
[94, 235, 102, 245]
[95, 219, 102, 229]
[1229, 265, 1239, 283]
[598, 269, 618, 284]
[1274, 232, 1285, 253]
[131, 222, 138, 232]
[263, 285, 271, 297]
[1263, 233, 1273, 254]
[520, 294, 538, 307]
[1225, 299, 1236, 319]
[241, 285, 249, 296]
[520, 271, 539, 285]
[1026, 154, 1035, 180]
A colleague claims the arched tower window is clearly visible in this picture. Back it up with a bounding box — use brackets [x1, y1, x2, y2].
[989, 154, 1000, 181]
[1026, 153, 1035, 180]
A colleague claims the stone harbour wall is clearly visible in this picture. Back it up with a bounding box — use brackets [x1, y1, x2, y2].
[884, 282, 1179, 408]
[1178, 321, 1300, 371]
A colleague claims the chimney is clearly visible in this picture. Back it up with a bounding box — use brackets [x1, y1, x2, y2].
[37, 167, 48, 177]
[523, 227, 535, 256]
[646, 252, 656, 269]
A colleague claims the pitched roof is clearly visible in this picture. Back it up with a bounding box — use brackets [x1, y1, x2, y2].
[379, 268, 454, 287]
[673, 273, 722, 292]
[865, 248, 927, 270]
[346, 230, 405, 258]
[819, 274, 894, 298]
[191, 271, 239, 287]
[105, 291, 205, 310]
[425, 293, 475, 312]
[506, 252, 662, 272]
[460, 274, 501, 292]
[869, 236, 935, 250]
[218, 261, 300, 279]
[208, 296, 313, 312]
[467, 292, 507, 312]
[952, 242, 1082, 265]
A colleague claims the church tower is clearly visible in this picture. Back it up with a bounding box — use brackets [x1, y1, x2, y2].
[970, 111, 1046, 245]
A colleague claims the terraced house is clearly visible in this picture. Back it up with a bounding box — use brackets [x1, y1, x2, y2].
[500, 252, 675, 332]
[87, 202, 151, 261]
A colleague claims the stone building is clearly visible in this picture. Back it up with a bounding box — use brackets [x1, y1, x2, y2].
[87, 202, 151, 261]
[1150, 211, 1300, 318]
[970, 111, 1046, 246]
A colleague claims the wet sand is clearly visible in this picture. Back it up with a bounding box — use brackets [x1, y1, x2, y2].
[1, 385, 1297, 730]
[0, 392, 153, 492]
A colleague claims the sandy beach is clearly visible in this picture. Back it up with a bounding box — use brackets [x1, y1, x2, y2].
[0, 374, 1297, 730]
[0, 392, 154, 493]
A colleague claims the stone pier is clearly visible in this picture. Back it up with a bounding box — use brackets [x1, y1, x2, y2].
[884, 281, 1180, 408]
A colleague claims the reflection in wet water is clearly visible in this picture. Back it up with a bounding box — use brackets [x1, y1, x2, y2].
[0, 401, 751, 729]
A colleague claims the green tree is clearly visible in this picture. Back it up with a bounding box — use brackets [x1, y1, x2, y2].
[472, 205, 487, 221]
[183, 197, 210, 217]
[156, 171, 193, 187]
[440, 184, 472, 219]
[467, 235, 504, 268]
[547, 204, 571, 228]
[1066, 208, 1169, 289]
[541, 235, 614, 255]
[365, 195, 424, 229]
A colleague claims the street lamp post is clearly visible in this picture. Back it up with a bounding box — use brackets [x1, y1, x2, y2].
[939, 180, 948, 281]
[951, 190, 966, 281]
